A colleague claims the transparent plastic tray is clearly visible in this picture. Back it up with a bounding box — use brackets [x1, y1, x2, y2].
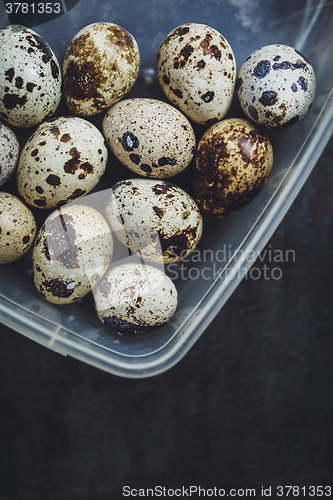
[1, 0, 333, 378]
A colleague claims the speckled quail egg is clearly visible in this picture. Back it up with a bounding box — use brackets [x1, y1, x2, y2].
[0, 25, 62, 128]
[193, 118, 273, 217]
[94, 262, 178, 336]
[0, 121, 20, 186]
[156, 23, 236, 125]
[105, 178, 203, 263]
[0, 191, 36, 263]
[63, 22, 140, 117]
[236, 44, 316, 128]
[16, 116, 108, 209]
[32, 204, 113, 304]
[103, 98, 196, 178]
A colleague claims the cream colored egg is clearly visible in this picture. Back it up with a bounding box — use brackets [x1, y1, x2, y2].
[156, 23, 236, 125]
[94, 263, 178, 335]
[0, 191, 36, 263]
[105, 178, 203, 263]
[103, 98, 196, 178]
[0, 121, 20, 186]
[32, 204, 113, 304]
[0, 25, 62, 128]
[16, 116, 107, 209]
[63, 22, 140, 117]
[193, 118, 273, 217]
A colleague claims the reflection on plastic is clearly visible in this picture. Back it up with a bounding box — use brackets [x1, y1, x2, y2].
[3, 0, 80, 28]
[43, 187, 165, 311]
[63, 187, 165, 271]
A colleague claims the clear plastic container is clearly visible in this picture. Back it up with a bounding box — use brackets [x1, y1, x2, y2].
[1, 0, 333, 378]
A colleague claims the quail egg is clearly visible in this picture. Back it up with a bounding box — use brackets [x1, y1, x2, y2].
[193, 118, 273, 217]
[63, 22, 140, 117]
[16, 116, 108, 209]
[103, 98, 196, 178]
[0, 191, 36, 264]
[32, 204, 113, 304]
[156, 23, 236, 125]
[236, 44, 316, 128]
[0, 25, 62, 128]
[105, 178, 203, 263]
[0, 121, 20, 186]
[94, 263, 178, 336]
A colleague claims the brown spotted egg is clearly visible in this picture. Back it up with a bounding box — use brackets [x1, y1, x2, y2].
[94, 263, 178, 336]
[105, 178, 203, 263]
[0, 121, 20, 186]
[0, 192, 36, 264]
[0, 25, 62, 128]
[16, 116, 108, 209]
[193, 118, 273, 217]
[156, 23, 236, 125]
[32, 204, 113, 304]
[103, 98, 196, 178]
[63, 22, 140, 117]
[236, 44, 316, 128]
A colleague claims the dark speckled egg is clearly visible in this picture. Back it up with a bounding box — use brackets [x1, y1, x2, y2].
[236, 44, 316, 128]
[94, 263, 178, 336]
[63, 22, 140, 117]
[103, 98, 196, 179]
[105, 178, 203, 263]
[156, 23, 236, 125]
[16, 116, 107, 209]
[0, 192, 36, 264]
[0, 25, 62, 128]
[0, 121, 20, 186]
[32, 204, 113, 304]
[193, 118, 273, 217]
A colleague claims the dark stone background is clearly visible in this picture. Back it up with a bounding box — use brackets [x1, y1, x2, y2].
[0, 137, 332, 499]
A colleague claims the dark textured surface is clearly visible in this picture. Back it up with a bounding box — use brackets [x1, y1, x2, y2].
[0, 137, 332, 498]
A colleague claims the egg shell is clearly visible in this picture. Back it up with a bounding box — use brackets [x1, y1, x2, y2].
[63, 22, 140, 117]
[0, 121, 20, 186]
[32, 204, 113, 304]
[105, 178, 203, 263]
[156, 23, 236, 125]
[0, 25, 62, 128]
[0, 191, 36, 263]
[236, 44, 316, 128]
[16, 116, 108, 209]
[193, 118, 273, 217]
[94, 263, 178, 336]
[103, 98, 196, 178]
